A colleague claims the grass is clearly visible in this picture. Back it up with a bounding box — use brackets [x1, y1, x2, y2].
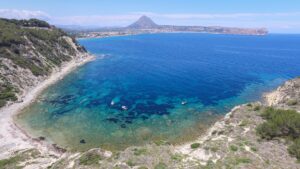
[133, 148, 147, 156]
[171, 153, 183, 161]
[0, 155, 22, 169]
[190, 143, 200, 149]
[234, 158, 251, 165]
[154, 162, 167, 169]
[0, 149, 40, 169]
[153, 140, 170, 146]
[78, 152, 102, 166]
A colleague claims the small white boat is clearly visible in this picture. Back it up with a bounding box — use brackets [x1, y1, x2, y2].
[110, 101, 115, 106]
[121, 105, 128, 110]
[181, 101, 187, 105]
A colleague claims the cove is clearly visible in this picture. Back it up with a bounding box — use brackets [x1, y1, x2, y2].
[16, 33, 300, 151]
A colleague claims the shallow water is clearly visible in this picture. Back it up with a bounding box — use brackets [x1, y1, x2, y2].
[16, 33, 300, 151]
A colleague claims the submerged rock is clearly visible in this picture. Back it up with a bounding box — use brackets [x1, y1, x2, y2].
[80, 139, 86, 144]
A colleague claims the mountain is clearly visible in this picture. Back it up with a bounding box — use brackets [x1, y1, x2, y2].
[65, 16, 268, 38]
[127, 15, 159, 29]
[0, 18, 89, 107]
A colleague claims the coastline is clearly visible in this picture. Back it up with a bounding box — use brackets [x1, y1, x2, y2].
[77, 31, 267, 40]
[0, 54, 95, 159]
[1, 70, 299, 168]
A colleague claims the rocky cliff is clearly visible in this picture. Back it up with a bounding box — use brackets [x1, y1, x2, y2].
[0, 18, 89, 107]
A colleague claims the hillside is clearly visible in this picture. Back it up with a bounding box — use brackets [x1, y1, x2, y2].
[0, 18, 89, 107]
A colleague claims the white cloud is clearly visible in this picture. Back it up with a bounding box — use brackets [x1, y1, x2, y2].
[0, 9, 50, 20]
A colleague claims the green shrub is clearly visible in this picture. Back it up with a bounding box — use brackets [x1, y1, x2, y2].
[251, 147, 257, 152]
[253, 105, 261, 111]
[190, 143, 200, 149]
[257, 107, 300, 160]
[230, 145, 238, 152]
[126, 160, 135, 167]
[257, 107, 300, 140]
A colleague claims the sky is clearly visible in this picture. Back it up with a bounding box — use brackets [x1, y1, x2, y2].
[0, 0, 300, 33]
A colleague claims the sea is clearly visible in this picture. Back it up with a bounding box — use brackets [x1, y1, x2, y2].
[16, 33, 300, 151]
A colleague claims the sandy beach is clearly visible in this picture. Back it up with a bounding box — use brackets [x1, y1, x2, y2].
[0, 54, 95, 159]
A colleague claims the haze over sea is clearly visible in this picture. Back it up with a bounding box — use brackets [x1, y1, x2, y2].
[17, 33, 300, 151]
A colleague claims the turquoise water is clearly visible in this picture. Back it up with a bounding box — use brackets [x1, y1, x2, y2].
[16, 33, 300, 151]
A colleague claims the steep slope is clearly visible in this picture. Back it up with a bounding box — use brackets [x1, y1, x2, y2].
[0, 18, 89, 107]
[127, 15, 159, 29]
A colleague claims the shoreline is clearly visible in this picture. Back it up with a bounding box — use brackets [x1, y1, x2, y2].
[0, 54, 95, 159]
[76, 31, 268, 40]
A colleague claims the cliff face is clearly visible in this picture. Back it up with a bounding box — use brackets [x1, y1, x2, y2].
[0, 18, 89, 107]
[264, 77, 300, 111]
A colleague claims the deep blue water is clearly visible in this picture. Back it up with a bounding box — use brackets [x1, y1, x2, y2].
[17, 33, 300, 151]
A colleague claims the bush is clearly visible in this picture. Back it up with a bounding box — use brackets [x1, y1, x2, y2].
[257, 107, 300, 140]
[230, 145, 238, 152]
[190, 143, 200, 149]
[253, 105, 261, 111]
[257, 107, 300, 160]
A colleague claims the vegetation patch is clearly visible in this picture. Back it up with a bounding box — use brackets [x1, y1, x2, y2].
[239, 120, 249, 127]
[0, 149, 40, 169]
[253, 105, 261, 111]
[229, 145, 238, 152]
[78, 152, 102, 166]
[171, 153, 183, 161]
[257, 107, 300, 160]
[234, 157, 251, 165]
[190, 143, 200, 149]
[133, 148, 147, 156]
[154, 162, 167, 169]
[126, 159, 135, 167]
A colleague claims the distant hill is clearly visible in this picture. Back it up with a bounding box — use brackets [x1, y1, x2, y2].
[127, 15, 158, 29]
[64, 15, 268, 38]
